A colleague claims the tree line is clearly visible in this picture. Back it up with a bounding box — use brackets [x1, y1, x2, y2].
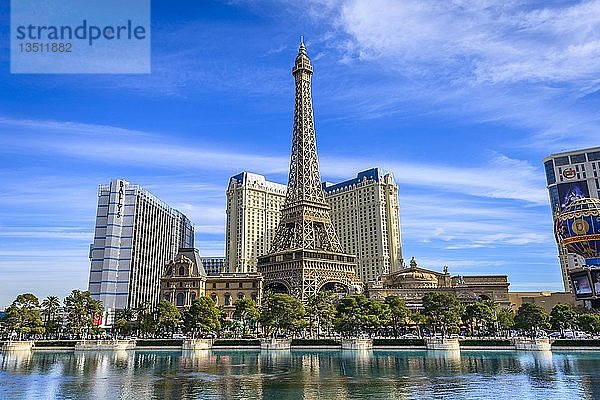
[2, 290, 599, 340]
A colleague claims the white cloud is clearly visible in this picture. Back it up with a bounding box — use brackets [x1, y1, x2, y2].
[0, 116, 549, 205]
[302, 0, 600, 149]
[338, 0, 600, 84]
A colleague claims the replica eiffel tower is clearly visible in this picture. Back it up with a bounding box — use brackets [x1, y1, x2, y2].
[257, 40, 361, 301]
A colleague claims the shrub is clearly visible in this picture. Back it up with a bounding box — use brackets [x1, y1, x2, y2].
[373, 338, 425, 346]
[552, 339, 600, 347]
[291, 339, 340, 346]
[212, 339, 261, 347]
[136, 339, 183, 347]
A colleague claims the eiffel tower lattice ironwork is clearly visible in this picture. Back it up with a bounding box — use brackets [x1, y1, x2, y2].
[257, 40, 361, 302]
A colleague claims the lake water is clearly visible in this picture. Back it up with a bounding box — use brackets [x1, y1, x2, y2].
[1, 349, 599, 399]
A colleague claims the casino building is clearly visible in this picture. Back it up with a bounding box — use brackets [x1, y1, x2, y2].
[225, 168, 404, 282]
[544, 146, 600, 292]
[368, 258, 511, 309]
[88, 179, 194, 326]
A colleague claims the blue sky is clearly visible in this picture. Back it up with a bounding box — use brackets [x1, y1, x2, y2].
[1, 0, 599, 307]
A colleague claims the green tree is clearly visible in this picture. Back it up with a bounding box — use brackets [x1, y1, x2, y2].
[113, 308, 134, 337]
[2, 293, 44, 340]
[550, 303, 578, 336]
[233, 298, 259, 336]
[156, 300, 181, 336]
[514, 303, 549, 336]
[496, 309, 515, 335]
[409, 310, 428, 338]
[183, 297, 221, 337]
[333, 295, 389, 337]
[259, 293, 306, 337]
[362, 299, 390, 336]
[306, 291, 337, 338]
[41, 295, 62, 339]
[63, 290, 103, 339]
[136, 301, 157, 337]
[577, 314, 600, 334]
[385, 296, 410, 337]
[463, 302, 495, 336]
[422, 292, 464, 336]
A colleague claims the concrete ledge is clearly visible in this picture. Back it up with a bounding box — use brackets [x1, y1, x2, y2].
[182, 339, 213, 350]
[34, 347, 73, 351]
[2, 341, 34, 352]
[513, 338, 551, 351]
[425, 338, 460, 350]
[75, 340, 135, 351]
[260, 338, 292, 350]
[341, 338, 373, 350]
[551, 347, 600, 352]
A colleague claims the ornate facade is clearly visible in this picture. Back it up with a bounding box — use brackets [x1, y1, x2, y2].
[368, 258, 510, 309]
[257, 41, 361, 302]
[160, 248, 263, 318]
[205, 273, 263, 318]
[160, 248, 207, 308]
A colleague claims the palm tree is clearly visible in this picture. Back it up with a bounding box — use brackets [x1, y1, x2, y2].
[41, 296, 61, 339]
[136, 301, 156, 337]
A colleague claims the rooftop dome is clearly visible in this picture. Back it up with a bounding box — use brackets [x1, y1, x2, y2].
[384, 268, 439, 289]
[395, 270, 438, 282]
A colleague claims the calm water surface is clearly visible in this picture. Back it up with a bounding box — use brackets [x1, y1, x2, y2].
[1, 349, 599, 399]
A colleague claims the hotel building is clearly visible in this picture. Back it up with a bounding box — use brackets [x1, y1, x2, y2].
[323, 168, 403, 281]
[201, 257, 226, 276]
[544, 146, 600, 292]
[225, 168, 403, 281]
[225, 172, 286, 273]
[88, 179, 194, 326]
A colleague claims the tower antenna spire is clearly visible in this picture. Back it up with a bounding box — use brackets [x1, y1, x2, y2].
[300, 35, 304, 44]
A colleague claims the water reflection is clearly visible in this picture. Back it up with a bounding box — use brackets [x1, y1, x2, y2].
[1, 349, 600, 399]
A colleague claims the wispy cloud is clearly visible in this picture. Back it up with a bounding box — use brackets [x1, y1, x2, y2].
[0, 116, 548, 204]
[0, 227, 93, 240]
[298, 0, 600, 150]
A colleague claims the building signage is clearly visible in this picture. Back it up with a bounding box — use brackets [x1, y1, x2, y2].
[571, 270, 593, 298]
[117, 180, 124, 218]
[562, 168, 576, 179]
[557, 180, 590, 210]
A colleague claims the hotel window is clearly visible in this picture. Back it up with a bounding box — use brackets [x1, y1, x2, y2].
[176, 292, 185, 306]
[588, 151, 600, 161]
[570, 154, 586, 163]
